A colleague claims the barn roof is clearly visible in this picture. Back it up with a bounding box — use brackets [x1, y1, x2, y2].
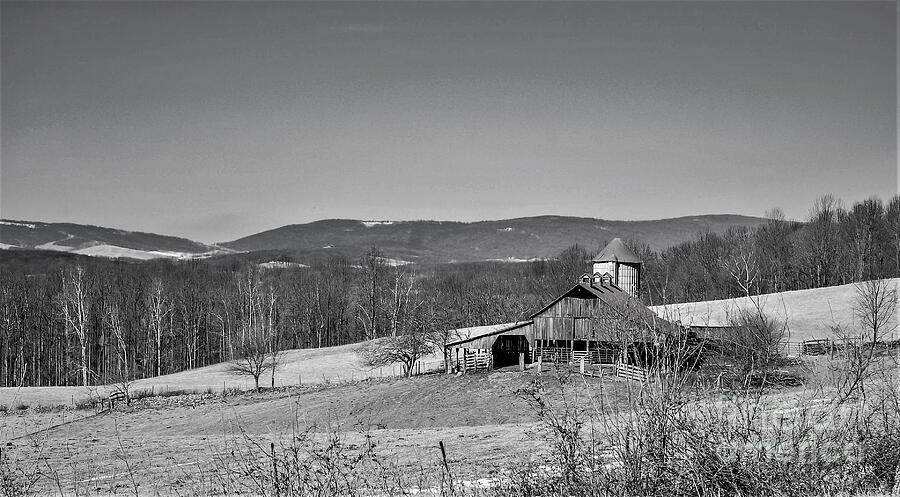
[591, 238, 642, 264]
[530, 282, 630, 318]
[445, 321, 533, 349]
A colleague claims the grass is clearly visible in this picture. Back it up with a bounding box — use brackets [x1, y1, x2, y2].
[5, 357, 869, 495]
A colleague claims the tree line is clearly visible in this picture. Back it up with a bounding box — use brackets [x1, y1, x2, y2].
[1, 193, 898, 387]
[638, 194, 900, 304]
[0, 248, 549, 387]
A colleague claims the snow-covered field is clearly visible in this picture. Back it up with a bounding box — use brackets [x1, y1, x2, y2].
[650, 279, 900, 342]
[0, 341, 444, 409]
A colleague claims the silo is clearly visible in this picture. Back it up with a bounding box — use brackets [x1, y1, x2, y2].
[591, 238, 642, 298]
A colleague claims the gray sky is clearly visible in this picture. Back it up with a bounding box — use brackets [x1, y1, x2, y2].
[2, 1, 897, 243]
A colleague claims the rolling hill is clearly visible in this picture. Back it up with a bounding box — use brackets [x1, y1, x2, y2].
[650, 279, 900, 342]
[222, 214, 767, 264]
[0, 219, 229, 260]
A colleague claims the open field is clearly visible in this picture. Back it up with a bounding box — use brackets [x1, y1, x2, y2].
[650, 278, 900, 342]
[1, 370, 575, 494]
[0, 343, 445, 409]
[3, 356, 869, 495]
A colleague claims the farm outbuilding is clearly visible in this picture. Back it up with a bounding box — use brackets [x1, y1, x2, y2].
[445, 321, 534, 372]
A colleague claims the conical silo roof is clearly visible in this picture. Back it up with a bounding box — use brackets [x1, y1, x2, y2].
[591, 238, 642, 263]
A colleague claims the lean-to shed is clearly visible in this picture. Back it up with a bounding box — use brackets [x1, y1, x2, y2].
[445, 321, 534, 371]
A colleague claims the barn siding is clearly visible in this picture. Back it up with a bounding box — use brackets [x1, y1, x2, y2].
[534, 296, 607, 319]
[534, 296, 625, 341]
[535, 317, 574, 341]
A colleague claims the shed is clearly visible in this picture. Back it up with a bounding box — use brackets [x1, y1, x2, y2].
[445, 321, 534, 372]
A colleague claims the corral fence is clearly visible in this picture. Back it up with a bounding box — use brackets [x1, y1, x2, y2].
[614, 363, 650, 381]
[535, 346, 619, 365]
[782, 338, 900, 358]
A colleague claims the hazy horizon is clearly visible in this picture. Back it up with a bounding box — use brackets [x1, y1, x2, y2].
[3, 2, 897, 243]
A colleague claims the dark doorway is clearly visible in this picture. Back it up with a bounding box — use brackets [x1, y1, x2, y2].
[492, 335, 530, 368]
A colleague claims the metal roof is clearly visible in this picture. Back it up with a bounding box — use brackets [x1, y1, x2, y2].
[445, 321, 534, 349]
[591, 238, 642, 264]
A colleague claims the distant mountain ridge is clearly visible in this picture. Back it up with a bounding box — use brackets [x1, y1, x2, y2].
[1, 214, 768, 263]
[222, 214, 768, 264]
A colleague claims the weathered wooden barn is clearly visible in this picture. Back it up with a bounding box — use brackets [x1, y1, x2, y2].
[445, 239, 680, 371]
[531, 274, 671, 366]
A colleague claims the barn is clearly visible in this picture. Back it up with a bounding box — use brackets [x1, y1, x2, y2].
[445, 238, 681, 372]
[531, 273, 672, 366]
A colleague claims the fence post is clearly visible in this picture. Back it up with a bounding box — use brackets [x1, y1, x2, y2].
[519, 352, 525, 372]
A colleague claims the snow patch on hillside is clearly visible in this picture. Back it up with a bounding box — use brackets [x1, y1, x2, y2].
[361, 221, 394, 228]
[383, 258, 412, 266]
[73, 245, 197, 260]
[258, 261, 310, 269]
[35, 240, 75, 251]
[0, 220, 36, 229]
[0, 242, 17, 249]
[489, 257, 543, 263]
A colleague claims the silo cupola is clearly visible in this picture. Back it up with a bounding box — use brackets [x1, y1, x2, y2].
[591, 238, 642, 298]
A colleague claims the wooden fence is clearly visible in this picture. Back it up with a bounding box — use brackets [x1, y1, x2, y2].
[536, 347, 619, 365]
[463, 351, 491, 372]
[614, 363, 649, 381]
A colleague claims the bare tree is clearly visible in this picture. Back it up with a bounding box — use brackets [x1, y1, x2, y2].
[801, 194, 843, 288]
[853, 279, 898, 346]
[147, 278, 173, 378]
[723, 305, 788, 382]
[358, 247, 387, 340]
[756, 208, 795, 293]
[104, 300, 129, 382]
[842, 197, 887, 282]
[721, 227, 760, 298]
[388, 268, 416, 338]
[230, 270, 281, 390]
[830, 279, 898, 403]
[229, 327, 273, 391]
[358, 293, 437, 377]
[887, 195, 900, 276]
[59, 265, 90, 386]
